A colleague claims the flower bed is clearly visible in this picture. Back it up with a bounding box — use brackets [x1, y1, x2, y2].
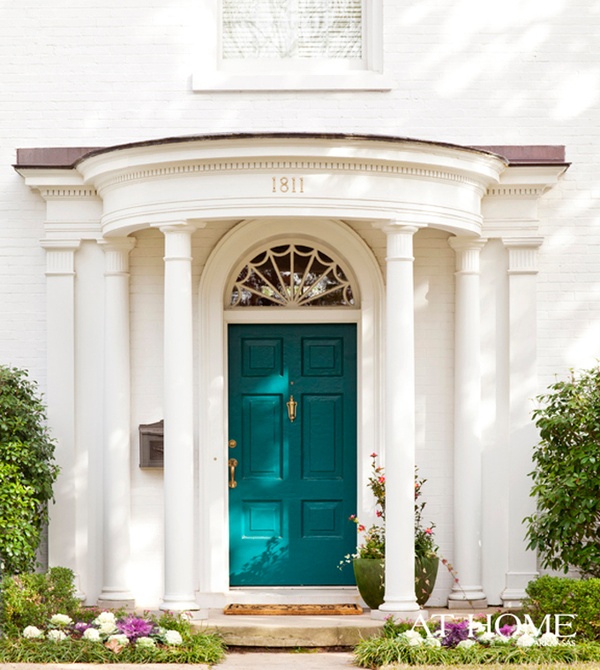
[0, 610, 225, 664]
[354, 617, 600, 667]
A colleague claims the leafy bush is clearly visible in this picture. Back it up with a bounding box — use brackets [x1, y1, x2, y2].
[525, 366, 600, 578]
[523, 575, 600, 641]
[0, 567, 81, 638]
[0, 365, 59, 574]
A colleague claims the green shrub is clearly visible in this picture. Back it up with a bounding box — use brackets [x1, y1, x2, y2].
[523, 575, 600, 641]
[526, 366, 600, 578]
[0, 567, 81, 638]
[0, 365, 59, 575]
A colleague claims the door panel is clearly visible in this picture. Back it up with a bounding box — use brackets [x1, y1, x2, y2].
[228, 323, 357, 586]
[242, 396, 283, 479]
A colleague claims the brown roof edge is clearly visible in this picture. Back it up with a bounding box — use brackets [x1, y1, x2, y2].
[14, 138, 567, 169]
[474, 145, 566, 164]
[15, 147, 101, 169]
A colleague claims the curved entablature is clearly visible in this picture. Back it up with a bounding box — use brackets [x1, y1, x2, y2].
[15, 133, 571, 242]
[69, 134, 506, 237]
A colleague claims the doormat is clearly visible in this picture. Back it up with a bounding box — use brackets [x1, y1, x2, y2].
[224, 603, 363, 615]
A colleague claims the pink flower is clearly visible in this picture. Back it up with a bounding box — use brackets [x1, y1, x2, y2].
[370, 452, 377, 458]
[358, 524, 366, 532]
[376, 510, 382, 517]
[349, 514, 356, 520]
[378, 476, 385, 484]
[425, 527, 433, 535]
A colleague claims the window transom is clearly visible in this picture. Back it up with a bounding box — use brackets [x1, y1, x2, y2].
[229, 243, 356, 308]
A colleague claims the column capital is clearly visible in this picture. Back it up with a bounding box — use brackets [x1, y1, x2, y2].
[99, 237, 136, 276]
[41, 240, 81, 276]
[502, 236, 544, 250]
[158, 221, 201, 235]
[374, 221, 424, 236]
[449, 236, 487, 274]
[448, 236, 487, 253]
[40, 239, 82, 251]
[98, 237, 137, 253]
[160, 223, 197, 262]
[503, 237, 543, 275]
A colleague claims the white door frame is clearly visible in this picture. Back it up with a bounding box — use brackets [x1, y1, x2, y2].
[196, 217, 384, 607]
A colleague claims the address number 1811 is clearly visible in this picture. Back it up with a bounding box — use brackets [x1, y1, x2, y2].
[272, 176, 304, 194]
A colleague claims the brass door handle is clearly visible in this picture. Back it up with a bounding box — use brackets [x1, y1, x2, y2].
[228, 458, 238, 488]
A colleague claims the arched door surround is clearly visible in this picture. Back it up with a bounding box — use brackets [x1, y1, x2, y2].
[198, 217, 383, 605]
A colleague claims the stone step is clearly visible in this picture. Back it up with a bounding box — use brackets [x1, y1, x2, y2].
[194, 611, 384, 647]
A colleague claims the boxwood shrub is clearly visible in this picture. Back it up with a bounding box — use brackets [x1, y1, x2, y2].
[523, 575, 600, 641]
[0, 567, 81, 638]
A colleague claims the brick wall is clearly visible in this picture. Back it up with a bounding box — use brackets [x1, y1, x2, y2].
[1, 1, 597, 605]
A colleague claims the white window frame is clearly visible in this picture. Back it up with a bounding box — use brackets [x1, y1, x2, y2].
[192, 0, 391, 92]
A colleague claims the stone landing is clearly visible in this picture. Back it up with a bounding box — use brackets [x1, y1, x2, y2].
[194, 611, 384, 647]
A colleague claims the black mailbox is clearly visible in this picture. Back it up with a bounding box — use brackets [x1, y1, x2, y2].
[139, 420, 164, 468]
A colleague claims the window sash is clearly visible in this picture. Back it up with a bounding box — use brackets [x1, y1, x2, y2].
[221, 0, 364, 61]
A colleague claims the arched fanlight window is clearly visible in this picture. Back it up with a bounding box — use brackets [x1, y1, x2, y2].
[229, 244, 356, 307]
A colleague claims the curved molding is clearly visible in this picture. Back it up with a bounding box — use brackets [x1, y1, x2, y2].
[17, 135, 572, 244]
[71, 136, 505, 237]
[94, 159, 486, 192]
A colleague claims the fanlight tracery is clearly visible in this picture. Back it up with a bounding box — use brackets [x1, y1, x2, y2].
[229, 244, 356, 308]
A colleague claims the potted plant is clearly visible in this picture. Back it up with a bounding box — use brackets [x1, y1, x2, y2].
[343, 453, 440, 609]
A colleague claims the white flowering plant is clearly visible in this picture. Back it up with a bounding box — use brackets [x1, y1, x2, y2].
[3, 608, 227, 664]
[355, 614, 600, 667]
[396, 618, 563, 650]
[19, 610, 187, 651]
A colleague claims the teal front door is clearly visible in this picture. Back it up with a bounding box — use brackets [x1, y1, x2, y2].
[228, 323, 357, 586]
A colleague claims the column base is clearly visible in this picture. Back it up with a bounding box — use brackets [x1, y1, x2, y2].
[97, 590, 135, 611]
[448, 587, 487, 609]
[501, 571, 538, 608]
[371, 607, 425, 621]
[160, 595, 201, 612]
[447, 597, 488, 610]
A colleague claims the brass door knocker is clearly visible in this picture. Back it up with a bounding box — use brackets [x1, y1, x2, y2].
[286, 395, 297, 422]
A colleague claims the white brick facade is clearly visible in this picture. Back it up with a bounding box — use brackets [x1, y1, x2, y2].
[1, 1, 596, 610]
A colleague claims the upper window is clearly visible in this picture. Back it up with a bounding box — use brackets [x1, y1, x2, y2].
[222, 0, 363, 66]
[193, 0, 390, 91]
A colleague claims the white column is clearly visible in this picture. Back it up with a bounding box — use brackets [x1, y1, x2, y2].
[41, 240, 84, 597]
[501, 238, 542, 606]
[448, 237, 487, 607]
[98, 238, 136, 607]
[374, 223, 421, 619]
[160, 223, 199, 611]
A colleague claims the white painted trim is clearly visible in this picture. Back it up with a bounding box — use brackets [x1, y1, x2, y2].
[225, 309, 359, 324]
[197, 217, 383, 607]
[193, 71, 393, 92]
[193, 0, 390, 92]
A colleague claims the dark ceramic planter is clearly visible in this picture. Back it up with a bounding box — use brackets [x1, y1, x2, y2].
[415, 553, 439, 606]
[353, 558, 385, 609]
[353, 554, 440, 609]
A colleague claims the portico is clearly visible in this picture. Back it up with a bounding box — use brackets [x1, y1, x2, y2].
[15, 134, 567, 615]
